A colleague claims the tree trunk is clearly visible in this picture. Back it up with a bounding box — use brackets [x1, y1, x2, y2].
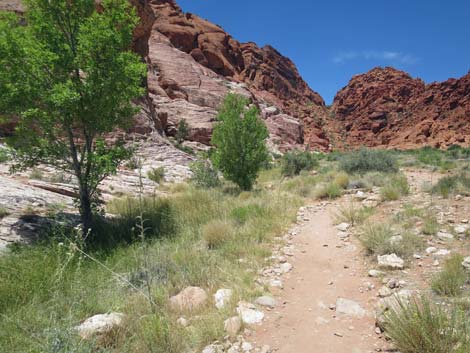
[79, 185, 93, 238]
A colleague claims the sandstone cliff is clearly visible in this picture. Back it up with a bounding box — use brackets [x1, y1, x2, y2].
[330, 67, 470, 149]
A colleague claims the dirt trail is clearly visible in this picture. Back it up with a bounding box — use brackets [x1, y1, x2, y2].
[252, 202, 386, 353]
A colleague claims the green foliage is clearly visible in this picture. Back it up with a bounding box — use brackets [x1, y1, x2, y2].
[360, 223, 422, 259]
[432, 173, 470, 198]
[190, 160, 220, 188]
[231, 204, 267, 225]
[175, 119, 189, 145]
[339, 148, 398, 174]
[0, 207, 9, 219]
[0, 147, 9, 163]
[385, 297, 469, 353]
[421, 214, 439, 235]
[380, 174, 410, 201]
[314, 181, 342, 199]
[211, 94, 269, 191]
[281, 150, 318, 177]
[431, 254, 468, 297]
[147, 167, 165, 184]
[0, 0, 146, 234]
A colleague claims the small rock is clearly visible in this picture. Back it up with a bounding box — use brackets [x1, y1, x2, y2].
[280, 262, 293, 273]
[170, 286, 208, 312]
[462, 257, 470, 270]
[224, 316, 242, 336]
[435, 249, 451, 256]
[75, 313, 124, 339]
[368, 269, 384, 278]
[377, 254, 404, 270]
[214, 288, 233, 309]
[335, 298, 366, 318]
[259, 345, 271, 353]
[437, 231, 454, 240]
[336, 223, 351, 232]
[241, 342, 253, 352]
[454, 225, 468, 234]
[237, 302, 264, 325]
[255, 296, 277, 308]
[176, 317, 189, 327]
[378, 286, 393, 298]
[426, 247, 438, 254]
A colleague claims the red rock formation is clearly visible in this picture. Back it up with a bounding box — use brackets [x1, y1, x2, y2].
[330, 67, 470, 149]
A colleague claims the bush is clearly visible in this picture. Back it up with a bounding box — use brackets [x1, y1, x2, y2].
[360, 223, 422, 259]
[431, 254, 468, 296]
[202, 220, 234, 249]
[281, 150, 318, 177]
[380, 174, 410, 201]
[314, 182, 342, 199]
[432, 173, 470, 198]
[421, 214, 439, 235]
[231, 204, 267, 225]
[333, 171, 349, 189]
[0, 148, 9, 163]
[385, 297, 469, 353]
[339, 148, 398, 174]
[175, 119, 189, 145]
[335, 203, 373, 226]
[211, 94, 269, 191]
[147, 167, 165, 184]
[190, 160, 220, 189]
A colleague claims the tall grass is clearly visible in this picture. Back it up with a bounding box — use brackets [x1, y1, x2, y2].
[431, 254, 469, 297]
[0, 183, 301, 352]
[385, 297, 470, 353]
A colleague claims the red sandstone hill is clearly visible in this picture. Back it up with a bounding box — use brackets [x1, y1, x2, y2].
[330, 67, 470, 149]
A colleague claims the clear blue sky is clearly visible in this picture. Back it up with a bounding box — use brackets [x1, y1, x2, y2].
[177, 0, 470, 104]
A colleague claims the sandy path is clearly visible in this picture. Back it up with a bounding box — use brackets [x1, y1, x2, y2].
[252, 202, 386, 353]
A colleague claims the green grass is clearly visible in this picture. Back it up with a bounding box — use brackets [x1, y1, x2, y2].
[385, 296, 470, 353]
[147, 167, 165, 184]
[380, 174, 410, 201]
[0, 179, 301, 352]
[360, 223, 423, 259]
[431, 254, 469, 297]
[432, 173, 470, 198]
[339, 148, 398, 174]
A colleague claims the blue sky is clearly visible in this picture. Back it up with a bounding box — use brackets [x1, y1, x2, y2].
[177, 0, 470, 104]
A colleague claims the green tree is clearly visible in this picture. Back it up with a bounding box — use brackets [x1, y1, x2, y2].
[175, 118, 189, 145]
[0, 0, 147, 236]
[211, 94, 269, 191]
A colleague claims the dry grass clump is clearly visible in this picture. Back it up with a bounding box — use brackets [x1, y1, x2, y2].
[202, 220, 234, 249]
[335, 202, 374, 226]
[380, 174, 410, 201]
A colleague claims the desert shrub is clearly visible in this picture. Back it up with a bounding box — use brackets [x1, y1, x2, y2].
[385, 297, 469, 353]
[381, 174, 410, 201]
[175, 119, 189, 144]
[333, 171, 349, 189]
[432, 173, 470, 198]
[202, 220, 234, 249]
[339, 148, 398, 174]
[447, 145, 470, 160]
[281, 150, 318, 177]
[126, 156, 142, 170]
[314, 182, 342, 199]
[417, 147, 444, 166]
[190, 160, 220, 189]
[360, 223, 422, 258]
[211, 94, 269, 191]
[421, 214, 439, 235]
[147, 167, 165, 184]
[0, 148, 9, 163]
[431, 254, 468, 297]
[335, 203, 373, 226]
[0, 207, 9, 219]
[29, 168, 44, 180]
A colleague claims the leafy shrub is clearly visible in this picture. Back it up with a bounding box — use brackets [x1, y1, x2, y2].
[385, 297, 469, 353]
[211, 94, 269, 191]
[190, 160, 220, 188]
[339, 148, 398, 174]
[147, 167, 165, 184]
[202, 220, 234, 249]
[175, 119, 189, 144]
[0, 148, 9, 163]
[431, 254, 468, 296]
[281, 150, 318, 177]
